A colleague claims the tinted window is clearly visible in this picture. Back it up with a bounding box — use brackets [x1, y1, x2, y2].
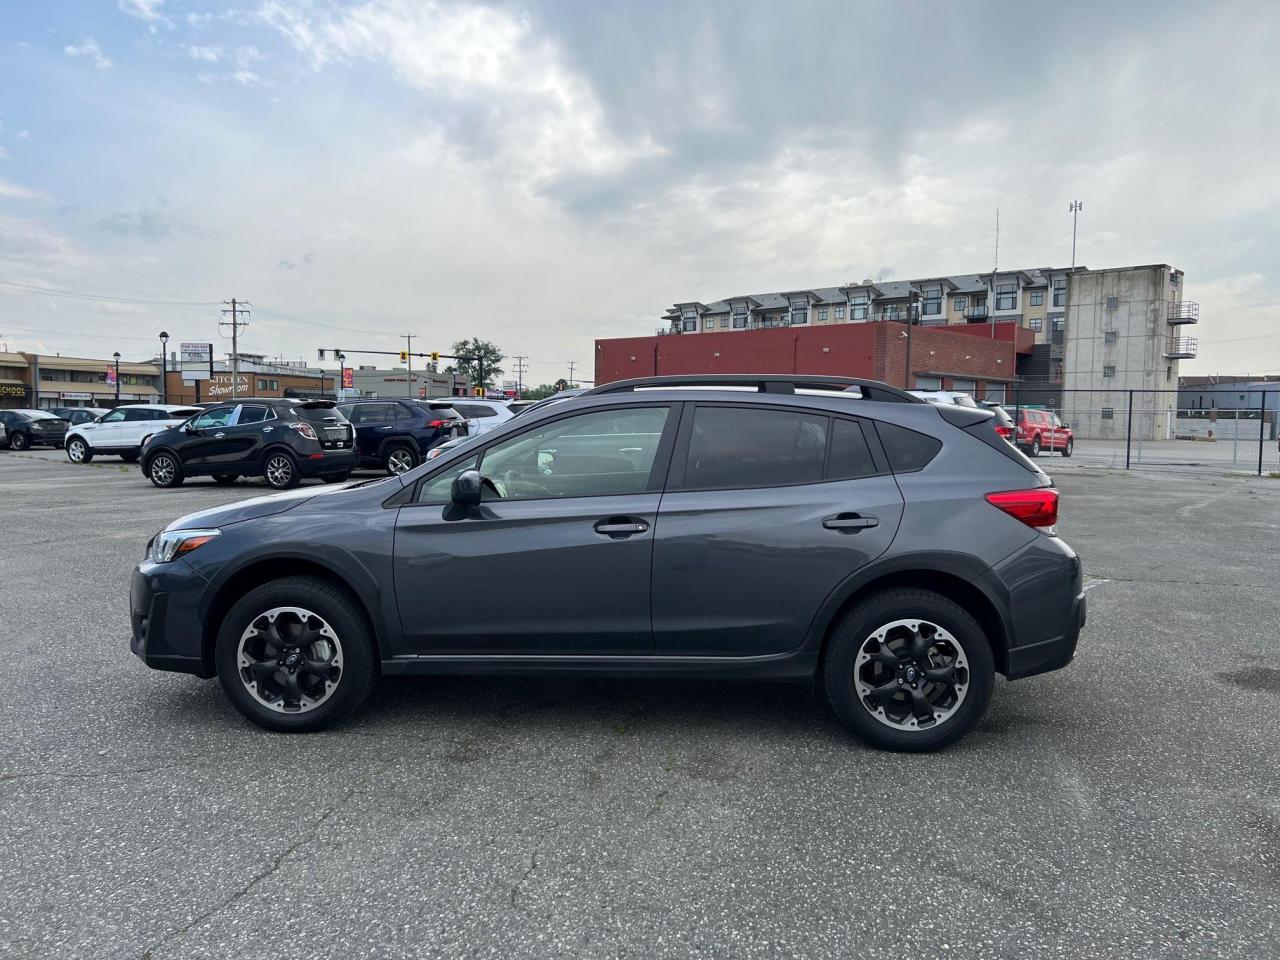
[349, 403, 396, 425]
[238, 406, 269, 425]
[875, 422, 942, 473]
[479, 406, 670, 500]
[169, 408, 202, 419]
[392, 403, 414, 421]
[100, 409, 126, 423]
[454, 403, 498, 419]
[416, 454, 479, 504]
[295, 404, 344, 424]
[685, 406, 827, 489]
[122, 408, 150, 422]
[827, 418, 877, 480]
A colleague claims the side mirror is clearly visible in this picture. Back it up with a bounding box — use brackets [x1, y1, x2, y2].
[450, 469, 483, 508]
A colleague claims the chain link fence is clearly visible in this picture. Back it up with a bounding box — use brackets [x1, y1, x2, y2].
[1002, 388, 1278, 475]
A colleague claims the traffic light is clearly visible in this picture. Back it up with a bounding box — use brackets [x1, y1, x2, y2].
[430, 351, 440, 363]
[473, 386, 484, 396]
[399, 350, 409, 362]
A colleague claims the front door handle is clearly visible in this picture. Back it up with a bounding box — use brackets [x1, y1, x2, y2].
[214, 432, 226, 439]
[594, 517, 649, 539]
[262, 426, 273, 433]
[823, 513, 878, 532]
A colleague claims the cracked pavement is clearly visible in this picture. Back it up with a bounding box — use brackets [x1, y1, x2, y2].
[2, 449, 1278, 959]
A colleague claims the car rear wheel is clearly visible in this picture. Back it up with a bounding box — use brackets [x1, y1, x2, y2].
[214, 576, 377, 732]
[1030, 436, 1041, 456]
[9, 431, 29, 451]
[66, 437, 93, 463]
[212, 473, 239, 485]
[147, 452, 184, 488]
[1062, 438, 1073, 457]
[822, 588, 994, 752]
[264, 451, 300, 490]
[382, 443, 417, 476]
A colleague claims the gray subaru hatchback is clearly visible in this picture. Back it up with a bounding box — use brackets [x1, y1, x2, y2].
[131, 375, 1084, 752]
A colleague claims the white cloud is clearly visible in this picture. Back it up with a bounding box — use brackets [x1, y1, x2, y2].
[64, 39, 113, 71]
[183, 44, 223, 63]
[257, 0, 662, 189]
[231, 70, 266, 87]
[118, 0, 169, 23]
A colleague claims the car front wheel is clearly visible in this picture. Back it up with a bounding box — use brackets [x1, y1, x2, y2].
[263, 451, 301, 490]
[66, 437, 93, 463]
[214, 576, 377, 732]
[1062, 438, 1073, 457]
[822, 588, 995, 752]
[147, 452, 184, 488]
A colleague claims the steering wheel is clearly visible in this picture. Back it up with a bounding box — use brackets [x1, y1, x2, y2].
[500, 468, 555, 498]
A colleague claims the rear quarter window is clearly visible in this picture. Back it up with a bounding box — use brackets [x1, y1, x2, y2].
[874, 421, 943, 473]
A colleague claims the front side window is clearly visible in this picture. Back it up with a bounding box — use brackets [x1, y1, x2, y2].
[348, 402, 397, 425]
[100, 409, 126, 423]
[192, 407, 235, 430]
[684, 406, 827, 489]
[416, 454, 480, 504]
[479, 406, 670, 500]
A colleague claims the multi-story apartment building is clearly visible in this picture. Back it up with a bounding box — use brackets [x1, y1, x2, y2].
[647, 262, 1198, 438]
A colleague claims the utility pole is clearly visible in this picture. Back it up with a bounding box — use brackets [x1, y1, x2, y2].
[513, 355, 528, 397]
[220, 298, 250, 399]
[567, 360, 577, 386]
[1069, 200, 1083, 269]
[990, 208, 999, 339]
[403, 334, 414, 397]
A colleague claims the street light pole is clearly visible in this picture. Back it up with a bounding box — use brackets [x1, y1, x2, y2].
[112, 351, 121, 403]
[159, 331, 169, 404]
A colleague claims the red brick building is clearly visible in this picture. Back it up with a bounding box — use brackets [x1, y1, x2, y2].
[595, 320, 1033, 401]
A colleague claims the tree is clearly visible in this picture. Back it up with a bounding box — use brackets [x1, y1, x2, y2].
[524, 383, 559, 400]
[445, 338, 504, 392]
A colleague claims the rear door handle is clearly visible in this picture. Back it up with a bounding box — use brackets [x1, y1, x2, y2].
[594, 517, 649, 539]
[823, 514, 878, 531]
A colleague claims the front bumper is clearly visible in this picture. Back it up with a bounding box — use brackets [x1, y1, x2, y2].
[130, 560, 214, 677]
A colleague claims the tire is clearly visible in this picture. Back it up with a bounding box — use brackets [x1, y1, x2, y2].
[321, 472, 352, 484]
[212, 473, 239, 485]
[1030, 436, 1041, 457]
[120, 450, 140, 464]
[263, 450, 301, 490]
[214, 576, 377, 733]
[822, 588, 995, 752]
[66, 437, 93, 464]
[1061, 438, 1073, 458]
[146, 451, 185, 488]
[9, 431, 29, 451]
[382, 443, 418, 476]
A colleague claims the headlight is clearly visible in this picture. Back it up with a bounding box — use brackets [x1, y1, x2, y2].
[149, 528, 221, 563]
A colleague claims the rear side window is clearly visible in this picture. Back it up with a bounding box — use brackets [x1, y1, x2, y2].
[875, 422, 942, 473]
[827, 418, 877, 480]
[685, 406, 827, 489]
[238, 405, 270, 425]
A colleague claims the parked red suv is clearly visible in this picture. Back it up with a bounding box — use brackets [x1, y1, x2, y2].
[1016, 409, 1073, 457]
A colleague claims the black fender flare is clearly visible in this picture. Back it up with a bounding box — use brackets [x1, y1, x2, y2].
[375, 435, 419, 462]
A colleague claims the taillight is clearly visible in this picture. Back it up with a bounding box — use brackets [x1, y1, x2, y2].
[428, 419, 452, 428]
[985, 488, 1059, 528]
[289, 421, 318, 441]
[994, 425, 1013, 439]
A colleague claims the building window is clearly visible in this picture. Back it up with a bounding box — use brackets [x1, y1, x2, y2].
[704, 318, 716, 331]
[1103, 365, 1116, 378]
[882, 305, 904, 322]
[849, 293, 869, 321]
[920, 284, 942, 316]
[1053, 278, 1067, 307]
[1104, 330, 1118, 345]
[818, 307, 828, 322]
[1028, 317, 1043, 332]
[789, 299, 808, 325]
[834, 305, 845, 319]
[256, 378, 280, 391]
[995, 282, 1017, 311]
[1106, 296, 1119, 309]
[1030, 290, 1044, 306]
[719, 317, 729, 329]
[1101, 407, 1115, 420]
[732, 306, 747, 329]
[953, 296, 967, 311]
[682, 319, 697, 332]
[1051, 317, 1065, 332]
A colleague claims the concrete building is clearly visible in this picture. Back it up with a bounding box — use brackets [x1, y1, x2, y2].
[1, 352, 164, 410]
[634, 262, 1199, 438]
[342, 365, 471, 400]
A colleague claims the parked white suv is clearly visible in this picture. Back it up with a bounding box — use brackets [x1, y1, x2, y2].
[65, 404, 202, 463]
[450, 398, 514, 437]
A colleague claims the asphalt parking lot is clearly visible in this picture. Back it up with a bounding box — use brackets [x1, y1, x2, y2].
[2, 447, 1278, 959]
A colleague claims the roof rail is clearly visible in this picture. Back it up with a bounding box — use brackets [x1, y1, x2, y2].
[584, 374, 924, 403]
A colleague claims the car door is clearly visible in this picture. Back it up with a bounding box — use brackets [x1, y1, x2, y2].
[179, 405, 238, 470]
[346, 402, 396, 460]
[88, 408, 126, 449]
[116, 408, 157, 449]
[208, 404, 274, 469]
[393, 403, 677, 655]
[651, 404, 904, 657]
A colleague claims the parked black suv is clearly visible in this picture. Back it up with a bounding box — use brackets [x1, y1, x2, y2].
[140, 399, 356, 489]
[0, 409, 69, 450]
[336, 399, 467, 475]
[131, 375, 1084, 751]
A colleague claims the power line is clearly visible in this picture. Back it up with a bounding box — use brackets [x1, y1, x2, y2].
[0, 278, 221, 306]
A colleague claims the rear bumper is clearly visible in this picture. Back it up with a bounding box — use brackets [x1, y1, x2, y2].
[296, 448, 358, 477]
[1005, 591, 1085, 679]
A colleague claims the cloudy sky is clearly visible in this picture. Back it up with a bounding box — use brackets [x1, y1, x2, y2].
[1, 0, 1278, 381]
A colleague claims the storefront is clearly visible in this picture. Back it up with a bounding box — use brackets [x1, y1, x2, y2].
[0, 352, 29, 409]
